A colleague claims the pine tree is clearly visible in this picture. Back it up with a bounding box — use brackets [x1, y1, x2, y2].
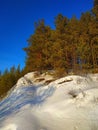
[52, 14, 69, 75]
[92, 0, 98, 20]
[24, 20, 53, 72]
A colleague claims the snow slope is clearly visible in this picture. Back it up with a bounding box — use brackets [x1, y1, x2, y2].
[0, 72, 98, 130]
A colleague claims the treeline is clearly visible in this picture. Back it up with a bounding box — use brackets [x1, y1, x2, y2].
[0, 0, 98, 97]
[0, 65, 25, 97]
[24, 0, 98, 76]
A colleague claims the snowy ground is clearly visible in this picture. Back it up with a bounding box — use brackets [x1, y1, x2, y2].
[0, 72, 98, 130]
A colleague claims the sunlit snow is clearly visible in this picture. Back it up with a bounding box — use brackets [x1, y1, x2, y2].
[0, 72, 98, 130]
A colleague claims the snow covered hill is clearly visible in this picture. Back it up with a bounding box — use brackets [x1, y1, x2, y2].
[0, 72, 98, 130]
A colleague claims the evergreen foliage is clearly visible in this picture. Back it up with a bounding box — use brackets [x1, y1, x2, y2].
[24, 3, 98, 75]
[0, 0, 98, 97]
[0, 65, 25, 97]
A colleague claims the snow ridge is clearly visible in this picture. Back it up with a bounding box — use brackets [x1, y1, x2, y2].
[0, 72, 98, 130]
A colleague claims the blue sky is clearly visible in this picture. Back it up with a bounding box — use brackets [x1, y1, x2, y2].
[0, 0, 93, 72]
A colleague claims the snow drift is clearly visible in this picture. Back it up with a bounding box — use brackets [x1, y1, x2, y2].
[0, 72, 98, 130]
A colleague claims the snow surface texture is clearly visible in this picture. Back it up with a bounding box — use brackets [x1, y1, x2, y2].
[0, 72, 98, 130]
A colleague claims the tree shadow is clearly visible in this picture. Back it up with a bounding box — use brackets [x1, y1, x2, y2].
[0, 85, 56, 122]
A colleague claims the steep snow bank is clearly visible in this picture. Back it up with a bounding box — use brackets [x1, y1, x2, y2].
[0, 72, 98, 130]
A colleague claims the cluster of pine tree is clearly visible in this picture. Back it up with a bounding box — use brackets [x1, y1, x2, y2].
[0, 65, 25, 97]
[24, 0, 98, 76]
[0, 0, 98, 97]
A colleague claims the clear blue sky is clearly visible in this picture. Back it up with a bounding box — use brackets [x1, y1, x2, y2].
[0, 0, 93, 72]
